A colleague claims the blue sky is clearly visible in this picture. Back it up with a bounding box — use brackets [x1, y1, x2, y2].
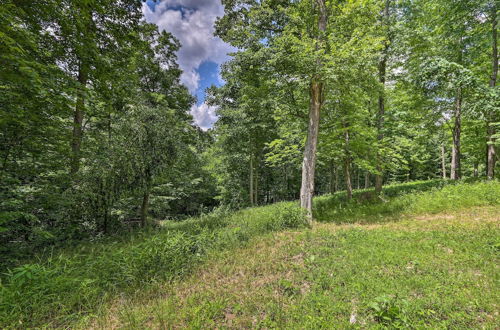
[195, 61, 220, 105]
[143, 0, 234, 130]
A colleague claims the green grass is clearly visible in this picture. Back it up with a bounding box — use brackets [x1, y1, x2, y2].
[313, 179, 499, 223]
[1, 180, 499, 328]
[87, 206, 499, 329]
[0, 203, 307, 328]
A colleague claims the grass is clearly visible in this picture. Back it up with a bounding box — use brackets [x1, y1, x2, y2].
[88, 207, 499, 329]
[313, 179, 499, 223]
[0, 203, 307, 328]
[1, 180, 499, 328]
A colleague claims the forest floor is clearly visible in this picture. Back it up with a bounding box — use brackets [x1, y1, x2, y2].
[87, 205, 499, 329]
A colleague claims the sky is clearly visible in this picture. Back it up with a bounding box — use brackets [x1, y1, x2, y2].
[142, 0, 235, 130]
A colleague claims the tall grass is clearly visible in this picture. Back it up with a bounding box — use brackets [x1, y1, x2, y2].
[0, 203, 307, 328]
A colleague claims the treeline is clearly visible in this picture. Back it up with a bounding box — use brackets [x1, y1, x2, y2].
[207, 0, 498, 211]
[0, 1, 217, 259]
[0, 0, 498, 259]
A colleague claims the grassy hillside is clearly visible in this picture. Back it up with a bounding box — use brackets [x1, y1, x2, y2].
[91, 207, 499, 329]
[1, 180, 499, 328]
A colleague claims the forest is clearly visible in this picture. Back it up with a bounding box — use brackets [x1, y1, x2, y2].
[0, 0, 499, 328]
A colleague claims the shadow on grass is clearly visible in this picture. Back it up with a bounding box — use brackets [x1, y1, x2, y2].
[313, 179, 464, 224]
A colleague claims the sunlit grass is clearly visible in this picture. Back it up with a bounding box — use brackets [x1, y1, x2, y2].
[1, 180, 498, 328]
[88, 206, 499, 329]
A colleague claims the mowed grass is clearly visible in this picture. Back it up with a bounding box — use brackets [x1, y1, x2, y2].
[86, 182, 500, 329]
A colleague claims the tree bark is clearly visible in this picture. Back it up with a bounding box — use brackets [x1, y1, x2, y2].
[375, 0, 390, 195]
[249, 156, 254, 206]
[335, 165, 339, 192]
[487, 3, 498, 180]
[344, 157, 352, 201]
[70, 64, 88, 174]
[364, 172, 370, 188]
[450, 89, 462, 180]
[299, 0, 327, 221]
[343, 121, 352, 200]
[140, 184, 151, 228]
[254, 160, 259, 205]
[441, 144, 447, 179]
[300, 81, 322, 218]
[329, 160, 336, 194]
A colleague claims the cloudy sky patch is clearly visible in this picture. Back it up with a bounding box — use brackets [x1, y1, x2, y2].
[143, 0, 234, 130]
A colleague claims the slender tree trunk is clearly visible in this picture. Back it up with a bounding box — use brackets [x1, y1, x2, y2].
[451, 90, 462, 180]
[103, 193, 110, 234]
[335, 165, 339, 192]
[140, 184, 151, 227]
[343, 121, 352, 200]
[474, 161, 479, 178]
[70, 65, 88, 174]
[285, 165, 290, 200]
[249, 156, 254, 206]
[254, 161, 259, 205]
[329, 160, 335, 194]
[441, 144, 447, 179]
[299, 0, 327, 221]
[344, 157, 352, 201]
[487, 4, 498, 180]
[375, 0, 390, 195]
[364, 172, 370, 188]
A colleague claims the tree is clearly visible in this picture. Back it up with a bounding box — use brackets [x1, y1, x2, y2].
[487, 0, 498, 179]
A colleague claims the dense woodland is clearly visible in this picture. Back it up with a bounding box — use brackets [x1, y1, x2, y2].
[1, 0, 498, 260]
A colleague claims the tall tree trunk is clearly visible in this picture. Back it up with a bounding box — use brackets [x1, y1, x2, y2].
[300, 0, 327, 221]
[140, 184, 151, 228]
[254, 160, 259, 205]
[474, 161, 479, 178]
[329, 160, 336, 194]
[300, 81, 322, 218]
[70, 65, 88, 174]
[335, 165, 339, 192]
[441, 144, 447, 179]
[343, 121, 352, 200]
[375, 0, 390, 195]
[451, 90, 462, 180]
[364, 172, 370, 188]
[487, 3, 498, 180]
[344, 157, 352, 201]
[249, 156, 254, 206]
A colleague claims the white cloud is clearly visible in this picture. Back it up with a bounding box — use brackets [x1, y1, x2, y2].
[142, 0, 234, 94]
[190, 102, 218, 131]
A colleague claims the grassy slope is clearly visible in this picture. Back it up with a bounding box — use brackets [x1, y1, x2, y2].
[1, 180, 499, 328]
[90, 207, 499, 329]
[88, 181, 500, 329]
